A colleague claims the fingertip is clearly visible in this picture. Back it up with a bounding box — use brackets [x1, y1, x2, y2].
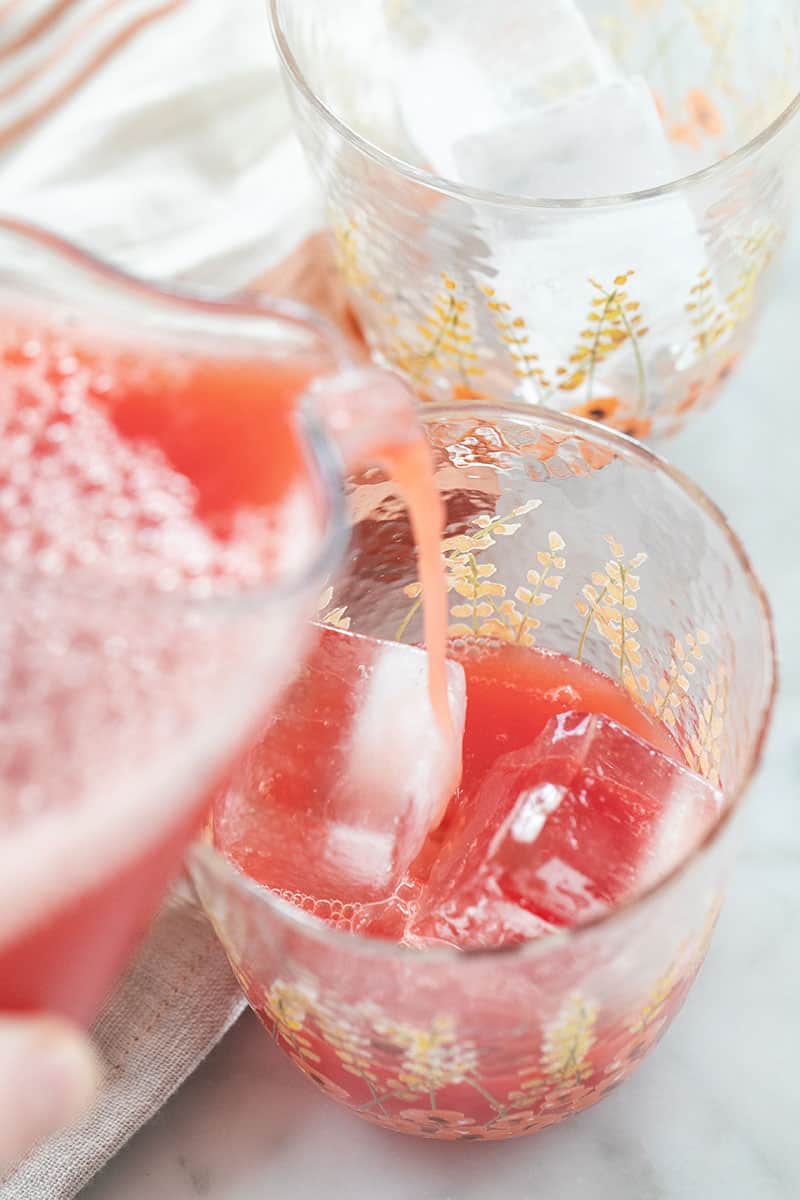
[0, 1017, 101, 1167]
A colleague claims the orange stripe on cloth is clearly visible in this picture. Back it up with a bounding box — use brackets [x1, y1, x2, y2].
[0, 0, 186, 151]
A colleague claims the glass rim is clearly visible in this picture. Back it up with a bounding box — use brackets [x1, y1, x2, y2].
[269, 0, 800, 210]
[195, 397, 778, 966]
[0, 214, 351, 617]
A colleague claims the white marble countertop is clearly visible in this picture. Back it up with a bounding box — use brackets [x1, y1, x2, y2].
[81, 237, 800, 1200]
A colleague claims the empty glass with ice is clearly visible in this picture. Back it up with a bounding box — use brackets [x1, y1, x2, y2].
[269, 0, 800, 437]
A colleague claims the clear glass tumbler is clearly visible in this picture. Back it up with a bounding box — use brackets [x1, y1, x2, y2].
[270, 0, 800, 438]
[0, 216, 420, 1024]
[191, 403, 776, 1141]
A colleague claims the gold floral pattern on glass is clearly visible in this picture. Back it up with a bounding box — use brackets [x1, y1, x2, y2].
[225, 891, 722, 1140]
[331, 212, 784, 439]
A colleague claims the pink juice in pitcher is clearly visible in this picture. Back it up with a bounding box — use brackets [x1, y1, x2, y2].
[0, 317, 449, 1023]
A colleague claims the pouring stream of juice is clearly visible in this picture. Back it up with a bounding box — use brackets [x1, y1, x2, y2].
[310, 368, 451, 732]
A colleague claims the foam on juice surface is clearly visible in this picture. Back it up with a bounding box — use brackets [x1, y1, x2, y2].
[0, 324, 319, 833]
[0, 318, 327, 953]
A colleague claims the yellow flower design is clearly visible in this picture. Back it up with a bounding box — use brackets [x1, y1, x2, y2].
[630, 961, 682, 1035]
[482, 273, 650, 418]
[395, 500, 542, 642]
[727, 223, 781, 326]
[442, 516, 566, 647]
[687, 226, 779, 360]
[264, 979, 313, 1035]
[390, 1108, 477, 1139]
[499, 531, 567, 648]
[482, 284, 552, 403]
[333, 222, 370, 290]
[654, 628, 710, 728]
[375, 1014, 479, 1097]
[686, 666, 728, 786]
[630, 892, 724, 1036]
[557, 273, 649, 415]
[511, 992, 599, 1111]
[541, 993, 598, 1087]
[332, 219, 385, 304]
[391, 274, 482, 388]
[316, 585, 351, 632]
[686, 267, 731, 355]
[576, 535, 650, 700]
[683, 0, 741, 96]
[316, 1005, 378, 1085]
[263, 980, 321, 1065]
[688, 894, 724, 971]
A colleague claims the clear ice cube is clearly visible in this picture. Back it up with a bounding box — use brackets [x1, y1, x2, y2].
[395, 4, 719, 380]
[396, 0, 621, 180]
[412, 711, 723, 947]
[453, 77, 675, 198]
[214, 626, 466, 903]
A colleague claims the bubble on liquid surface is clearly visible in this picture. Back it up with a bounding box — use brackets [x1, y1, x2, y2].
[0, 322, 300, 831]
[271, 888, 360, 931]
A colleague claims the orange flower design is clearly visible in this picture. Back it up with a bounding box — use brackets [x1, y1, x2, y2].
[669, 89, 724, 148]
[568, 396, 621, 425]
[392, 1108, 477, 1139]
[481, 1111, 544, 1140]
[452, 383, 491, 402]
[610, 415, 653, 441]
[289, 1057, 353, 1104]
[521, 432, 565, 463]
[539, 1079, 610, 1120]
[675, 353, 739, 417]
[668, 121, 702, 150]
[675, 380, 706, 417]
[712, 352, 739, 387]
[578, 441, 616, 471]
[686, 88, 723, 137]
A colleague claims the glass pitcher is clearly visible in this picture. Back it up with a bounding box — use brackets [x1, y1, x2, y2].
[0, 215, 422, 1024]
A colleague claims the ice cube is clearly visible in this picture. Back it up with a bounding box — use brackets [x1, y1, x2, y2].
[396, 8, 719, 381]
[213, 625, 466, 903]
[287, 0, 412, 158]
[454, 78, 675, 198]
[453, 68, 717, 386]
[412, 711, 723, 947]
[396, 0, 620, 180]
[397, 42, 506, 180]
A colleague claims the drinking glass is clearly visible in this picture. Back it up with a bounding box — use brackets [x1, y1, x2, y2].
[0, 216, 419, 1024]
[191, 402, 775, 1141]
[269, 0, 800, 438]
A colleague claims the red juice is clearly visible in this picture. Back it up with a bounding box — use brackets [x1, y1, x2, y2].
[212, 635, 720, 1137]
[444, 636, 676, 795]
[0, 320, 449, 1022]
[214, 636, 684, 944]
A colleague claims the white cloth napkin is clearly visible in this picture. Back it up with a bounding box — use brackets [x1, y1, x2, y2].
[0, 0, 319, 289]
[0, 2, 319, 1195]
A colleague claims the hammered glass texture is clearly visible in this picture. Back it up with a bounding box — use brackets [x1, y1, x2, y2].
[194, 406, 774, 1141]
[272, 0, 800, 438]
